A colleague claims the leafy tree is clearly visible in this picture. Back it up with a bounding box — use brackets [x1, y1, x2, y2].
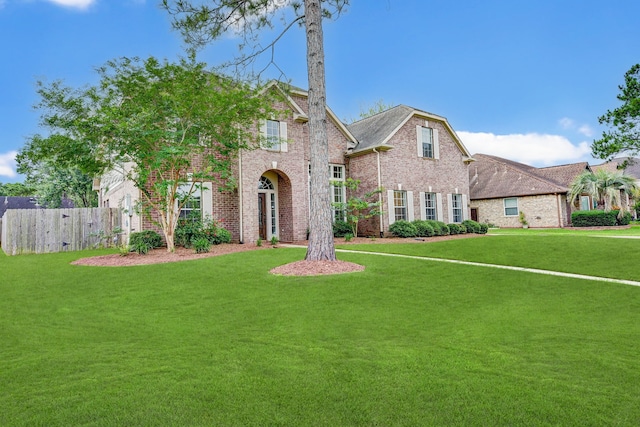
[569, 169, 638, 214]
[20, 55, 278, 251]
[0, 182, 36, 196]
[592, 64, 640, 159]
[162, 0, 349, 261]
[16, 161, 98, 208]
[331, 178, 382, 237]
[346, 99, 394, 123]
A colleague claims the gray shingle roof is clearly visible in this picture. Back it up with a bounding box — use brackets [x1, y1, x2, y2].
[593, 157, 640, 179]
[469, 154, 580, 200]
[0, 196, 74, 217]
[346, 105, 414, 153]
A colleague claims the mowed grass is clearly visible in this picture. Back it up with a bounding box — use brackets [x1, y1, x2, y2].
[2, 237, 640, 426]
[341, 233, 640, 282]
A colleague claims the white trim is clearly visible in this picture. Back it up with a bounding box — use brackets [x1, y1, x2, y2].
[419, 192, 426, 220]
[280, 121, 288, 152]
[416, 125, 422, 158]
[387, 190, 395, 225]
[407, 191, 414, 221]
[447, 193, 453, 223]
[202, 182, 213, 219]
[462, 194, 468, 221]
[433, 128, 440, 160]
[436, 193, 444, 222]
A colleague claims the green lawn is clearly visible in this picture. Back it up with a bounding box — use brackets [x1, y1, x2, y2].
[2, 236, 640, 426]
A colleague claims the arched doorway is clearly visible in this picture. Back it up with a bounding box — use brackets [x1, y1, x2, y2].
[258, 175, 277, 241]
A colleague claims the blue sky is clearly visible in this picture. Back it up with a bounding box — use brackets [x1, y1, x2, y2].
[1, 0, 639, 182]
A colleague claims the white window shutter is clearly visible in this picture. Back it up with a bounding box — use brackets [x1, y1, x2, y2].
[387, 190, 395, 225]
[202, 182, 213, 219]
[416, 125, 422, 157]
[433, 128, 440, 159]
[447, 194, 453, 223]
[436, 193, 444, 222]
[280, 121, 288, 152]
[259, 119, 267, 149]
[462, 194, 469, 221]
[407, 191, 414, 221]
[419, 192, 426, 220]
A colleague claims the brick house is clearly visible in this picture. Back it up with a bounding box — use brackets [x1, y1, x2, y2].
[469, 154, 591, 228]
[98, 87, 474, 243]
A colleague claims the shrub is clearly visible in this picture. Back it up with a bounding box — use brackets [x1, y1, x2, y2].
[462, 219, 481, 234]
[613, 210, 632, 226]
[129, 230, 163, 249]
[425, 220, 449, 236]
[389, 220, 417, 238]
[478, 223, 489, 234]
[344, 233, 354, 242]
[459, 224, 467, 234]
[192, 236, 211, 254]
[571, 210, 617, 227]
[333, 220, 352, 237]
[175, 215, 232, 248]
[412, 220, 435, 237]
[448, 223, 462, 235]
[130, 240, 152, 254]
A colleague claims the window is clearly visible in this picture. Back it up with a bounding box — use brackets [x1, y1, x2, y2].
[266, 120, 281, 151]
[580, 195, 591, 211]
[416, 123, 439, 159]
[421, 127, 433, 158]
[178, 186, 202, 220]
[330, 165, 346, 222]
[424, 192, 437, 220]
[451, 194, 463, 223]
[504, 197, 518, 216]
[394, 190, 407, 221]
[261, 119, 288, 152]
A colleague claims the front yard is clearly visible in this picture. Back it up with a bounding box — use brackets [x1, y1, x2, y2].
[2, 232, 640, 425]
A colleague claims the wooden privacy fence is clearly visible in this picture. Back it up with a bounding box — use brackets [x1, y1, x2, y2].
[1, 208, 121, 256]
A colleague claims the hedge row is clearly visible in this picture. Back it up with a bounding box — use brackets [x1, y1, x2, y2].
[571, 210, 631, 227]
[388, 219, 488, 238]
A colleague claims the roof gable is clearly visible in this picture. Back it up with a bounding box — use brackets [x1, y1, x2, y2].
[346, 104, 472, 158]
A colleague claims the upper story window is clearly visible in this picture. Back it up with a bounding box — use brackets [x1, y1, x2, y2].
[504, 197, 518, 216]
[421, 127, 433, 158]
[261, 119, 288, 152]
[416, 121, 440, 159]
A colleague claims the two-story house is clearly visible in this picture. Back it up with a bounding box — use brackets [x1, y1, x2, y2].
[98, 87, 474, 243]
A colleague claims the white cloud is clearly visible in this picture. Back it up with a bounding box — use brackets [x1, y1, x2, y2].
[0, 151, 18, 179]
[558, 117, 574, 130]
[43, 0, 96, 10]
[458, 131, 592, 167]
[578, 124, 594, 137]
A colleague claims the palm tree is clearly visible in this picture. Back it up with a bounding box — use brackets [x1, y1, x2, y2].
[570, 169, 638, 213]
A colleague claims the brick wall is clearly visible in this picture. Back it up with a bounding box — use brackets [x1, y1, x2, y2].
[470, 194, 570, 228]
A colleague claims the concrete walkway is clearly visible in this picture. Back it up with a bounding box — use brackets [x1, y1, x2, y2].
[333, 248, 640, 288]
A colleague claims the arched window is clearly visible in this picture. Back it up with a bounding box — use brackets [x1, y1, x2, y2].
[258, 176, 274, 190]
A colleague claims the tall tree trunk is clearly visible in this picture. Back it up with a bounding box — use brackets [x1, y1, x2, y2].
[304, 0, 336, 261]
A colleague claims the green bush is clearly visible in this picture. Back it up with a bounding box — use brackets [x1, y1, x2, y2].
[462, 219, 481, 234]
[389, 220, 417, 238]
[448, 223, 462, 235]
[192, 236, 211, 254]
[613, 210, 632, 226]
[571, 210, 617, 227]
[176, 215, 232, 248]
[412, 220, 435, 237]
[425, 220, 450, 236]
[333, 220, 352, 237]
[129, 230, 163, 249]
[478, 223, 489, 234]
[130, 240, 152, 255]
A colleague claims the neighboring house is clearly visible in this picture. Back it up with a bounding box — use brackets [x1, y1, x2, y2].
[469, 154, 591, 228]
[98, 87, 474, 243]
[0, 196, 74, 218]
[593, 157, 640, 214]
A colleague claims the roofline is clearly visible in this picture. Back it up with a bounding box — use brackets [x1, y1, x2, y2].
[379, 108, 472, 158]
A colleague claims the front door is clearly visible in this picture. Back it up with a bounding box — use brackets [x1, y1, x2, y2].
[470, 208, 478, 222]
[258, 193, 267, 240]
